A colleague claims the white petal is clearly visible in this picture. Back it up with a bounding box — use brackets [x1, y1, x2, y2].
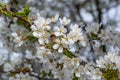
[31, 25, 36, 30]
[55, 14, 59, 20]
[33, 32, 38, 37]
[63, 28, 67, 33]
[69, 45, 76, 52]
[38, 39, 44, 44]
[59, 18, 62, 24]
[54, 27, 59, 31]
[40, 17, 45, 23]
[67, 19, 71, 24]
[34, 20, 40, 26]
[81, 41, 86, 47]
[58, 47, 63, 53]
[55, 39, 60, 43]
[63, 17, 66, 20]
[46, 26, 51, 30]
[75, 72, 81, 77]
[11, 33, 17, 37]
[45, 39, 49, 44]
[54, 32, 60, 36]
[33, 32, 42, 38]
[46, 18, 51, 24]
[68, 39, 74, 44]
[53, 44, 59, 49]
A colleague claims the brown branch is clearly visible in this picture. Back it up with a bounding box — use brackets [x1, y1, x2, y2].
[13, 15, 31, 27]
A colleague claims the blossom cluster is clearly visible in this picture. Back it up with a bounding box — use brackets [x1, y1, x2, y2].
[8, 14, 120, 80]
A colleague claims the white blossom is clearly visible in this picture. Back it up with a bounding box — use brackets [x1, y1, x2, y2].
[52, 38, 67, 53]
[3, 63, 14, 72]
[54, 25, 67, 36]
[11, 32, 24, 46]
[9, 72, 38, 80]
[34, 16, 51, 30]
[25, 50, 33, 59]
[59, 17, 71, 26]
[90, 68, 102, 80]
[10, 52, 22, 65]
[51, 14, 59, 22]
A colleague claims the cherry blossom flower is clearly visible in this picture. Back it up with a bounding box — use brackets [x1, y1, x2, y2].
[38, 31, 50, 45]
[34, 16, 51, 30]
[90, 68, 102, 80]
[54, 25, 67, 36]
[11, 32, 24, 46]
[3, 63, 14, 72]
[51, 14, 59, 22]
[59, 17, 71, 26]
[52, 38, 67, 53]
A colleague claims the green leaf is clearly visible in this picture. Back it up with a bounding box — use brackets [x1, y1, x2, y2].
[16, 6, 30, 17]
[27, 36, 37, 42]
[72, 76, 78, 80]
[102, 68, 119, 80]
[48, 70, 52, 77]
[0, 2, 31, 31]
[63, 48, 75, 58]
[26, 31, 37, 42]
[16, 18, 31, 30]
[0, 2, 4, 7]
[24, 6, 30, 16]
[90, 32, 98, 39]
[17, 19, 25, 25]
[9, 72, 17, 77]
[13, 0, 19, 5]
[42, 70, 47, 77]
[5, 11, 13, 18]
[16, 12, 24, 17]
